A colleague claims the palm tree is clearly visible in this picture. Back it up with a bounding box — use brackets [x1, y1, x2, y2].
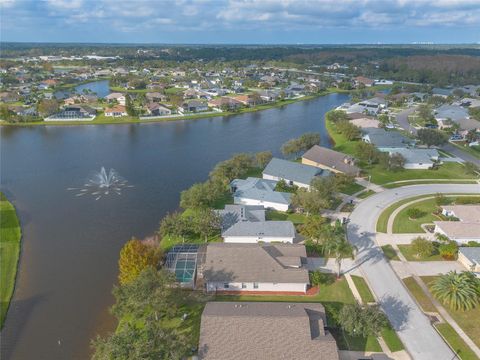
[431, 271, 480, 311]
[322, 231, 357, 278]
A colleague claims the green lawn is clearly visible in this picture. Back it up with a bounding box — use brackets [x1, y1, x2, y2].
[357, 190, 375, 199]
[376, 194, 480, 233]
[402, 277, 436, 312]
[381, 245, 400, 261]
[435, 323, 479, 360]
[381, 325, 405, 353]
[365, 162, 477, 185]
[265, 210, 307, 224]
[325, 119, 358, 156]
[0, 193, 22, 328]
[422, 276, 480, 348]
[397, 244, 445, 262]
[392, 198, 440, 233]
[216, 275, 382, 352]
[339, 182, 365, 195]
[383, 180, 478, 189]
[450, 142, 480, 160]
[351, 275, 376, 303]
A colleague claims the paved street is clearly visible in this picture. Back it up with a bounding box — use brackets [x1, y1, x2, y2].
[442, 143, 480, 167]
[347, 184, 480, 360]
[395, 107, 417, 135]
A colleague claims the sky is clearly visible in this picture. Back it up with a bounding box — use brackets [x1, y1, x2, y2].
[1, 0, 480, 44]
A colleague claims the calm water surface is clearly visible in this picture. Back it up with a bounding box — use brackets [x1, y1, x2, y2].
[0, 93, 348, 360]
[54, 80, 111, 99]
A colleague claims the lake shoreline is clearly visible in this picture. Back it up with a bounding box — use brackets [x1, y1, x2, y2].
[0, 89, 349, 127]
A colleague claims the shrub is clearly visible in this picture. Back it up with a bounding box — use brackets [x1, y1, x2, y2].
[411, 237, 435, 258]
[439, 241, 458, 260]
[309, 271, 334, 286]
[467, 241, 480, 247]
[406, 207, 424, 219]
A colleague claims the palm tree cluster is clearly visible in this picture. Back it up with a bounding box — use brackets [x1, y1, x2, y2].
[431, 271, 480, 311]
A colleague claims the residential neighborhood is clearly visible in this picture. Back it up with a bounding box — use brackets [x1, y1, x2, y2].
[2, 6, 480, 360]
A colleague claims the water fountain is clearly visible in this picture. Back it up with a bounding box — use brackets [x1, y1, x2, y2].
[68, 167, 133, 200]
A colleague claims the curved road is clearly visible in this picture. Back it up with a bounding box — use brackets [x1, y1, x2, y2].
[347, 184, 480, 360]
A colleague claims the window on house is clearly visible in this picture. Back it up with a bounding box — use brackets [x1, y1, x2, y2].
[241, 283, 247, 289]
[253, 282, 259, 289]
[223, 283, 229, 289]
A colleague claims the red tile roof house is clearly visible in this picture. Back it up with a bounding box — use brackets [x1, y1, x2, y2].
[198, 301, 339, 360]
[104, 105, 127, 117]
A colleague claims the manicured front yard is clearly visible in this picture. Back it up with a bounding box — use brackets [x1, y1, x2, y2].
[404, 276, 480, 359]
[216, 275, 382, 352]
[422, 276, 480, 348]
[339, 182, 365, 196]
[397, 244, 445, 262]
[365, 162, 477, 185]
[0, 193, 22, 328]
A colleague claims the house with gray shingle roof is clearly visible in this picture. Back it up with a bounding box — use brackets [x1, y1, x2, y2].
[216, 204, 265, 231]
[200, 243, 309, 293]
[361, 128, 413, 151]
[389, 148, 439, 169]
[230, 177, 291, 211]
[263, 158, 330, 189]
[198, 301, 339, 360]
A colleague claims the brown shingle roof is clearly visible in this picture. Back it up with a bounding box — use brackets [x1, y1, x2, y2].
[198, 302, 339, 360]
[202, 243, 309, 284]
[302, 145, 360, 175]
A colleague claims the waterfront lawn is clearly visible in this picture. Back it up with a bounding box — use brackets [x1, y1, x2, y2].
[265, 210, 307, 224]
[392, 198, 440, 233]
[215, 275, 382, 352]
[0, 193, 22, 328]
[365, 162, 477, 185]
[325, 119, 358, 156]
[398, 244, 445, 262]
[351, 275, 375, 303]
[422, 276, 480, 348]
[381, 245, 400, 261]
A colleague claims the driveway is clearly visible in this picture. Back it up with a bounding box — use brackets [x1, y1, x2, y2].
[395, 107, 417, 135]
[347, 184, 480, 360]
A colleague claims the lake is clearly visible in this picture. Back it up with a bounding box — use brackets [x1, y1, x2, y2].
[0, 92, 349, 360]
[54, 80, 111, 99]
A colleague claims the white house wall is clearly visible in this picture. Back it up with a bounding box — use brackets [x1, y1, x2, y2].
[262, 174, 310, 189]
[206, 281, 307, 293]
[233, 196, 289, 212]
[223, 235, 294, 244]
